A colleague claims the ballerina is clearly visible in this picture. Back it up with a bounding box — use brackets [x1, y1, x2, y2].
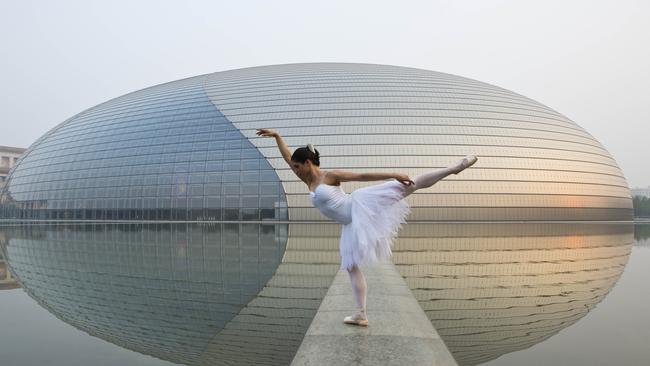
[256, 128, 477, 326]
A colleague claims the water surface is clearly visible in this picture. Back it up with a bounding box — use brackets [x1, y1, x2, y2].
[0, 223, 647, 365]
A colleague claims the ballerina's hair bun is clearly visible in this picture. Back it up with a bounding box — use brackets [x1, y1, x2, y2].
[307, 144, 320, 160]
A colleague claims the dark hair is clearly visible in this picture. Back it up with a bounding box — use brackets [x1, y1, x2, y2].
[291, 145, 320, 166]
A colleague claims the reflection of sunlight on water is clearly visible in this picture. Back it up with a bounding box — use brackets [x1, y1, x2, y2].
[392, 223, 634, 366]
[563, 234, 588, 248]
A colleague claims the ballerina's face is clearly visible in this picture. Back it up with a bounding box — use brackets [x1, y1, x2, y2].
[291, 160, 315, 180]
[291, 161, 306, 179]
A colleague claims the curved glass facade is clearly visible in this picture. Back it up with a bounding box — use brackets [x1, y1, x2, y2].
[0, 63, 632, 221]
[0, 76, 288, 221]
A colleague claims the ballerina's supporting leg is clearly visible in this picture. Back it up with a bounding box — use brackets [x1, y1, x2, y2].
[346, 265, 367, 315]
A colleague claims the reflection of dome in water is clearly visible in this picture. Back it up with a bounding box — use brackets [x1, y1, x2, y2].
[0, 222, 634, 365]
[1, 222, 347, 365]
[0, 63, 632, 222]
[391, 223, 634, 365]
[1, 223, 321, 365]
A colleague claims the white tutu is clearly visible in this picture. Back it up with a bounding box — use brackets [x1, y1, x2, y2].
[339, 181, 411, 271]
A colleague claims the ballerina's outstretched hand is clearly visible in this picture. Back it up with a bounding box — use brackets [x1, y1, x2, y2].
[256, 128, 278, 137]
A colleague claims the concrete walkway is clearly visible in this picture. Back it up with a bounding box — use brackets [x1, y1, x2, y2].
[290, 261, 457, 366]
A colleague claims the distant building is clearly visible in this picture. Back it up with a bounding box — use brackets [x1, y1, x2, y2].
[0, 152, 18, 286]
[1, 145, 26, 188]
[0, 232, 20, 290]
[631, 187, 650, 198]
[0, 259, 20, 290]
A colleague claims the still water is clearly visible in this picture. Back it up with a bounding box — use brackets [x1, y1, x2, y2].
[0, 223, 647, 365]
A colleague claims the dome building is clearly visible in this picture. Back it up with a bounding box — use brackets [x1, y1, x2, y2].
[0, 63, 633, 222]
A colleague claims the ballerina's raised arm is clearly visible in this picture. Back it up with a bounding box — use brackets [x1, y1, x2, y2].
[255, 128, 414, 187]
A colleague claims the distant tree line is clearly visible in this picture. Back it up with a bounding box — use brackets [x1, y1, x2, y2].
[633, 195, 650, 217]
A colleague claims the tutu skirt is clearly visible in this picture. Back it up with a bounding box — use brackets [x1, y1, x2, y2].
[339, 181, 411, 271]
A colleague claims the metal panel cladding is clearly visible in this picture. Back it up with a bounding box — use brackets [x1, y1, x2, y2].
[203, 63, 632, 221]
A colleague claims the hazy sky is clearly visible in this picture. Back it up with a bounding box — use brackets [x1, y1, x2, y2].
[1, 0, 648, 187]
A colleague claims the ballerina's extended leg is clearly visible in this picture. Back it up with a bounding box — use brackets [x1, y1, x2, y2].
[405, 155, 477, 195]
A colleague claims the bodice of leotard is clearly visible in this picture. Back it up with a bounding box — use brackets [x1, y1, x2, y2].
[309, 184, 353, 224]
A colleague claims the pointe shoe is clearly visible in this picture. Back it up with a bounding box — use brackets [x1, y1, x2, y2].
[453, 155, 478, 174]
[343, 310, 369, 326]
